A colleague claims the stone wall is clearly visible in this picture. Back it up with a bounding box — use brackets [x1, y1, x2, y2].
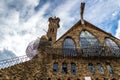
[45, 56, 120, 80]
[0, 49, 120, 80]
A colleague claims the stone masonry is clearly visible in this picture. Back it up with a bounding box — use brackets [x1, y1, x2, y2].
[0, 2, 120, 80]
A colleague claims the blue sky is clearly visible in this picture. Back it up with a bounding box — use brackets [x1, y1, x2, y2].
[0, 0, 120, 56]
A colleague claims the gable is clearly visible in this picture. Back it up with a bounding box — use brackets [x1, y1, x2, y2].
[53, 20, 120, 48]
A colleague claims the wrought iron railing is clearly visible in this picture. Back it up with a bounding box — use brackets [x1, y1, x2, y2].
[44, 46, 120, 59]
[0, 46, 119, 69]
[0, 55, 30, 69]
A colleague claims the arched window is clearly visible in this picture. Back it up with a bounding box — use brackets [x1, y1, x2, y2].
[53, 62, 58, 73]
[52, 28, 54, 32]
[71, 63, 76, 75]
[97, 63, 104, 74]
[80, 31, 104, 57]
[105, 38, 120, 56]
[62, 38, 76, 56]
[88, 63, 95, 74]
[62, 63, 67, 74]
[50, 28, 54, 33]
[49, 37, 52, 41]
[106, 63, 114, 74]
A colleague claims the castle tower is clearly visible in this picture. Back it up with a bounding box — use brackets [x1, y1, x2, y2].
[47, 17, 60, 43]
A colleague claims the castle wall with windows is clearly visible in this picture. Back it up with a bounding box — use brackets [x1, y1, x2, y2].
[0, 19, 120, 80]
[44, 20, 120, 80]
[0, 3, 120, 80]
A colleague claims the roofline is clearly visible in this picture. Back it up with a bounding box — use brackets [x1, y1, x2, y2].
[55, 20, 81, 43]
[85, 21, 119, 40]
[54, 19, 120, 44]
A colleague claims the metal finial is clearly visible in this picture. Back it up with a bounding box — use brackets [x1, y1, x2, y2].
[80, 2, 85, 24]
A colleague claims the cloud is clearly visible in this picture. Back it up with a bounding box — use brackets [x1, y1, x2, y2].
[84, 0, 120, 28]
[115, 20, 120, 39]
[52, 0, 81, 38]
[0, 0, 50, 56]
[0, 49, 16, 60]
[52, 0, 120, 38]
[7, 0, 40, 20]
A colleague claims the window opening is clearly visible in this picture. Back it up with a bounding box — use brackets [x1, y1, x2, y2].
[53, 62, 58, 73]
[97, 63, 104, 74]
[88, 63, 95, 74]
[62, 63, 67, 74]
[71, 63, 76, 74]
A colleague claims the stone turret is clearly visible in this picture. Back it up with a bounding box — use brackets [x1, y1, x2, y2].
[47, 17, 60, 44]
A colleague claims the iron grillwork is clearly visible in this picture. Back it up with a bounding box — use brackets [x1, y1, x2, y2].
[0, 55, 29, 69]
[44, 46, 120, 59]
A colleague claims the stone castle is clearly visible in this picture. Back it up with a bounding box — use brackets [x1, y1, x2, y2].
[0, 2, 120, 80]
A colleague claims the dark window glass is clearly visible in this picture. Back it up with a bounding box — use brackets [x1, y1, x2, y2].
[62, 63, 67, 74]
[52, 28, 54, 32]
[62, 38, 76, 56]
[48, 78, 51, 80]
[58, 78, 61, 80]
[67, 78, 70, 80]
[97, 63, 104, 74]
[53, 62, 58, 73]
[49, 37, 52, 41]
[50, 28, 52, 32]
[80, 31, 104, 57]
[105, 38, 120, 56]
[106, 63, 114, 74]
[71, 63, 76, 75]
[111, 78, 116, 80]
[88, 63, 95, 74]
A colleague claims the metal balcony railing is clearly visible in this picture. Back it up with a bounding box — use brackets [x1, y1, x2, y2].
[44, 46, 120, 59]
[0, 46, 119, 69]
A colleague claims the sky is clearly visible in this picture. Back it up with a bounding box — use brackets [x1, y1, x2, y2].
[0, 0, 120, 56]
